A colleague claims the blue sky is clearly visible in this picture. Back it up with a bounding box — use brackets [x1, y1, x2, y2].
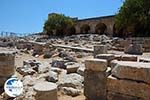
[0, 0, 123, 33]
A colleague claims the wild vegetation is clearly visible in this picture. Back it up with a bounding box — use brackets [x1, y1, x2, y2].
[115, 0, 150, 37]
[43, 13, 75, 36]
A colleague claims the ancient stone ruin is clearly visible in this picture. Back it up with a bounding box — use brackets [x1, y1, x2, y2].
[0, 34, 150, 100]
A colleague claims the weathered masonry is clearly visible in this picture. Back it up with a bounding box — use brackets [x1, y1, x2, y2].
[75, 15, 115, 35]
[84, 49, 150, 100]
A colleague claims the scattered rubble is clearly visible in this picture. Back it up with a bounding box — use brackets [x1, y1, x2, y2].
[0, 34, 150, 100]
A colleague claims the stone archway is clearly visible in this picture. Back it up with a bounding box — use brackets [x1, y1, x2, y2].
[80, 24, 91, 34]
[113, 24, 117, 37]
[95, 22, 107, 35]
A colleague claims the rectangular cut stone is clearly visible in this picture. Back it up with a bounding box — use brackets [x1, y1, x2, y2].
[114, 55, 121, 61]
[0, 51, 15, 77]
[139, 58, 150, 63]
[112, 61, 150, 83]
[66, 65, 79, 74]
[94, 45, 107, 58]
[121, 54, 137, 61]
[107, 76, 150, 100]
[96, 54, 115, 67]
[84, 70, 107, 100]
[85, 59, 107, 72]
[107, 91, 141, 100]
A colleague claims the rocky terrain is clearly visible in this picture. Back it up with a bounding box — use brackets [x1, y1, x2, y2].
[0, 34, 150, 100]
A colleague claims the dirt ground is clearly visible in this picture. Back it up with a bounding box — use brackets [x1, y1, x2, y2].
[15, 52, 88, 100]
[0, 47, 150, 100]
[13, 51, 150, 100]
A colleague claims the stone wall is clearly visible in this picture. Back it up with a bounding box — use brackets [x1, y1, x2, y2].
[75, 15, 115, 35]
[84, 54, 150, 100]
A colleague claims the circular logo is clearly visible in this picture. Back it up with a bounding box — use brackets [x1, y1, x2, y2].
[4, 77, 23, 97]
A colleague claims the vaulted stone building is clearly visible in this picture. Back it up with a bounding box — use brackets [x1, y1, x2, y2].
[47, 13, 115, 36]
[75, 15, 115, 36]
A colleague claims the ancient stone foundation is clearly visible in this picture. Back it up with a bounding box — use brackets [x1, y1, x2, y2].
[84, 57, 150, 100]
[84, 59, 107, 100]
[0, 51, 15, 86]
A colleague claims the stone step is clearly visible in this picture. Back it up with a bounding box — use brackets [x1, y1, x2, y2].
[112, 61, 150, 83]
[107, 76, 150, 100]
[107, 91, 141, 100]
[52, 44, 93, 52]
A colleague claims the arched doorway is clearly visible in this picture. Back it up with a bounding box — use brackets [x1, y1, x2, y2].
[80, 24, 91, 34]
[95, 22, 107, 35]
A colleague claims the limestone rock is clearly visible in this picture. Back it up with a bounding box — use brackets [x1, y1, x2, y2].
[85, 59, 107, 72]
[107, 76, 150, 100]
[22, 75, 37, 86]
[61, 87, 81, 97]
[16, 66, 36, 76]
[107, 91, 141, 100]
[94, 45, 108, 58]
[139, 57, 150, 63]
[84, 70, 107, 100]
[33, 82, 58, 100]
[77, 64, 85, 76]
[96, 54, 115, 67]
[112, 61, 150, 83]
[38, 62, 50, 73]
[124, 44, 143, 55]
[47, 71, 58, 83]
[0, 51, 15, 78]
[23, 59, 40, 67]
[51, 59, 66, 69]
[65, 62, 80, 73]
[121, 54, 137, 61]
[43, 52, 53, 59]
[58, 73, 84, 89]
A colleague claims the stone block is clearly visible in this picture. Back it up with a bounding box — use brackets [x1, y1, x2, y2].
[107, 76, 150, 100]
[77, 65, 85, 76]
[34, 82, 58, 100]
[65, 62, 80, 74]
[58, 73, 84, 89]
[0, 51, 15, 79]
[85, 59, 107, 72]
[121, 54, 137, 61]
[124, 44, 143, 55]
[112, 61, 150, 83]
[84, 70, 107, 100]
[114, 55, 121, 61]
[94, 45, 107, 58]
[139, 58, 150, 63]
[107, 91, 141, 100]
[96, 54, 115, 67]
